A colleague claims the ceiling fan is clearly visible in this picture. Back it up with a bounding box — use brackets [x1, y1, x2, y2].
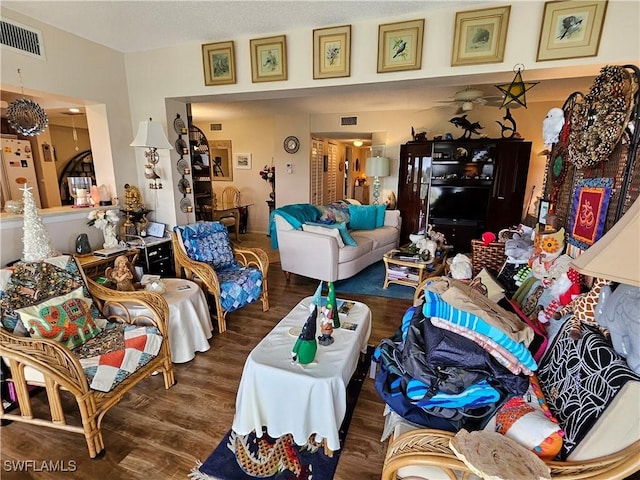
[438, 87, 503, 113]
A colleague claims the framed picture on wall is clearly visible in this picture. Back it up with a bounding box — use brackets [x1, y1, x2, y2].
[250, 35, 287, 82]
[377, 19, 425, 73]
[202, 41, 236, 86]
[537, 0, 608, 61]
[451, 6, 511, 66]
[313, 24, 351, 79]
[234, 153, 252, 170]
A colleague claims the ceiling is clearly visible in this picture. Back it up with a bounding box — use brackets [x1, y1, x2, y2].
[1, 1, 595, 137]
[2, 1, 480, 54]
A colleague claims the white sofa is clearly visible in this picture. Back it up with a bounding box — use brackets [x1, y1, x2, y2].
[274, 208, 401, 282]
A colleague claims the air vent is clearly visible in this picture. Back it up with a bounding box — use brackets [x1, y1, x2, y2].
[340, 116, 358, 126]
[0, 19, 45, 59]
[210, 123, 222, 131]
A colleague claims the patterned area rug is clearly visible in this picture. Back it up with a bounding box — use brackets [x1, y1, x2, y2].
[333, 261, 414, 300]
[189, 347, 372, 480]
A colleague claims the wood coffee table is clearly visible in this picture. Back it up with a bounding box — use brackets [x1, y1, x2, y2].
[231, 296, 371, 454]
[383, 247, 447, 290]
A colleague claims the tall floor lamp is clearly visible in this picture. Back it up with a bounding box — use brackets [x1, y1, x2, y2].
[365, 156, 390, 205]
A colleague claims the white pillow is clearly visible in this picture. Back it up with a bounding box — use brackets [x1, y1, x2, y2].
[302, 223, 345, 248]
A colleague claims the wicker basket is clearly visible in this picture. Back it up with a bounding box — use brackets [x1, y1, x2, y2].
[471, 239, 506, 277]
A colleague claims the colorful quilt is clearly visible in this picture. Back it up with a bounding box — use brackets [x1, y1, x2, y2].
[73, 323, 163, 393]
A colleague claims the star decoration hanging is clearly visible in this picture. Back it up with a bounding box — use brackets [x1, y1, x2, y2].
[496, 66, 539, 109]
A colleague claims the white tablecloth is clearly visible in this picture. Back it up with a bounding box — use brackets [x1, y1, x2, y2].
[231, 296, 371, 452]
[160, 278, 213, 363]
[107, 278, 213, 363]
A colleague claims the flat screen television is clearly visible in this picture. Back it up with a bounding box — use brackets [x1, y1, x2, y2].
[428, 185, 490, 224]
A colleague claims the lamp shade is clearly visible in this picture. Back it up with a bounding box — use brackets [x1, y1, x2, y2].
[571, 196, 640, 287]
[365, 156, 390, 177]
[130, 120, 173, 149]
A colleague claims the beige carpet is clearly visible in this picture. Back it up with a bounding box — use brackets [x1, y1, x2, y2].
[234, 231, 280, 264]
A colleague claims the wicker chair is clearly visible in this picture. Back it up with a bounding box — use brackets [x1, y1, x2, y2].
[382, 429, 640, 480]
[172, 221, 269, 333]
[0, 257, 175, 458]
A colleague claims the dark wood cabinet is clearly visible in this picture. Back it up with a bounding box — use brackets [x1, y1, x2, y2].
[398, 139, 531, 253]
[398, 142, 433, 245]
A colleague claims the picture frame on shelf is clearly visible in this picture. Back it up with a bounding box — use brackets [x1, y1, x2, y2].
[234, 153, 252, 170]
[451, 6, 511, 66]
[250, 35, 287, 82]
[537, 0, 608, 61]
[377, 19, 425, 73]
[538, 199, 551, 225]
[202, 40, 236, 86]
[313, 24, 351, 79]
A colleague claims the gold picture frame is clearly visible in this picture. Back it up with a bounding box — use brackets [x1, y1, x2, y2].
[313, 25, 351, 79]
[377, 19, 425, 73]
[537, 0, 608, 62]
[250, 35, 287, 82]
[451, 6, 511, 66]
[202, 41, 236, 86]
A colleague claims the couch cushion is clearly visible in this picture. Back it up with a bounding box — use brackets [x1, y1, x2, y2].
[348, 204, 378, 230]
[175, 222, 237, 271]
[16, 287, 102, 349]
[537, 321, 640, 460]
[351, 226, 397, 250]
[302, 223, 345, 248]
[306, 221, 357, 246]
[337, 237, 373, 263]
[73, 323, 163, 393]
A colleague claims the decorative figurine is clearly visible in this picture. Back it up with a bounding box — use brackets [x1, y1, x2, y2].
[449, 115, 483, 139]
[75, 233, 91, 255]
[496, 108, 517, 139]
[291, 304, 318, 366]
[318, 306, 335, 346]
[105, 254, 137, 291]
[326, 281, 340, 328]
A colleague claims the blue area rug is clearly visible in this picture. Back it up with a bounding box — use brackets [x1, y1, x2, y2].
[190, 348, 372, 480]
[333, 261, 415, 300]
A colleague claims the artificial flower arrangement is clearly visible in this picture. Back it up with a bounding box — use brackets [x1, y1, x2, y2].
[259, 165, 275, 184]
[87, 209, 119, 229]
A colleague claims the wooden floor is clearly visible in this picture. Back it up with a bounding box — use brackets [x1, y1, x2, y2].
[0, 236, 407, 480]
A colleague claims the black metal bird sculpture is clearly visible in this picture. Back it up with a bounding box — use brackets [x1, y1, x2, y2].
[449, 115, 483, 139]
[496, 108, 517, 139]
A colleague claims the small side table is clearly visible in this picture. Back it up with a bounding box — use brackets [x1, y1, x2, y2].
[383, 249, 446, 290]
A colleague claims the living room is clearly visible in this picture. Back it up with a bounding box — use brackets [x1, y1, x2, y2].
[1, 1, 639, 479]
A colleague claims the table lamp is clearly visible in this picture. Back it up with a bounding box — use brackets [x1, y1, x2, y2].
[365, 155, 390, 205]
[570, 196, 640, 287]
[130, 118, 173, 189]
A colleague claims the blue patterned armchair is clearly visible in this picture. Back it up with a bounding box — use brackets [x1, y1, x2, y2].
[172, 222, 269, 333]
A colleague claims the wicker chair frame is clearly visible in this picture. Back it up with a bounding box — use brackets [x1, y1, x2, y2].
[172, 229, 269, 333]
[0, 273, 175, 459]
[382, 429, 640, 480]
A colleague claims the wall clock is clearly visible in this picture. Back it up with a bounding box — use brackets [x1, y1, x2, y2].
[284, 136, 300, 154]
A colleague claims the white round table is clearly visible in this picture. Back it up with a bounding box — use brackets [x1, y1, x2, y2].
[159, 278, 213, 363]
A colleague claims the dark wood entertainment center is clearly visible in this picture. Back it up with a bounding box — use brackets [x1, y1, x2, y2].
[398, 138, 531, 253]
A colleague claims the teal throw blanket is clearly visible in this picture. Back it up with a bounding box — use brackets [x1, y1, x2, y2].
[269, 204, 321, 249]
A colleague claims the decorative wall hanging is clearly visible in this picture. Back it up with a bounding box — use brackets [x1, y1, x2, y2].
[451, 6, 510, 66]
[537, 0, 608, 62]
[568, 65, 638, 169]
[202, 40, 236, 86]
[377, 19, 424, 73]
[174, 114, 193, 219]
[569, 177, 613, 250]
[6, 70, 48, 137]
[234, 153, 252, 170]
[250, 35, 287, 82]
[495, 64, 539, 109]
[313, 24, 351, 79]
